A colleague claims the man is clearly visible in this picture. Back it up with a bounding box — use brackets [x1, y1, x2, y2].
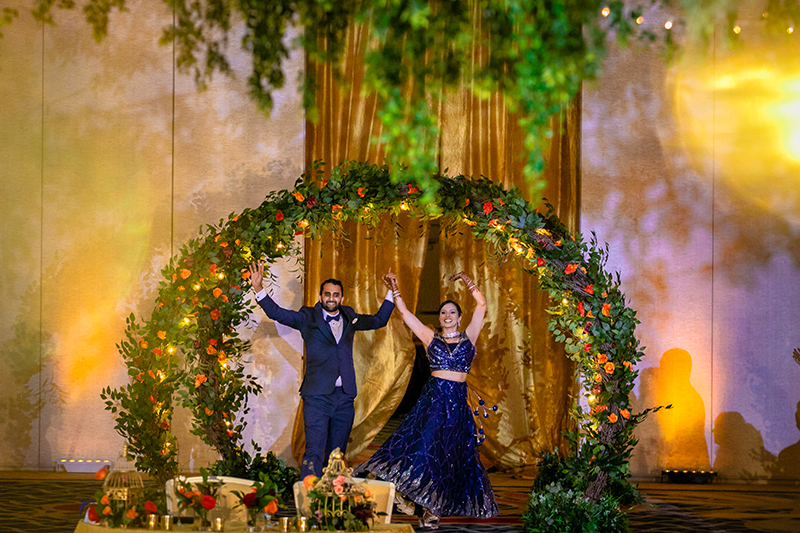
[248, 261, 395, 477]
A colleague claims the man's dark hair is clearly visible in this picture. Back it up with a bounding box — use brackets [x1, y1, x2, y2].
[319, 278, 344, 295]
[438, 299, 462, 316]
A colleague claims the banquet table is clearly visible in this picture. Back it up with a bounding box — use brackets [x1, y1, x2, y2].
[74, 520, 415, 533]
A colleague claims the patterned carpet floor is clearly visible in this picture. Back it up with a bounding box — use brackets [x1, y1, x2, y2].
[1, 471, 800, 533]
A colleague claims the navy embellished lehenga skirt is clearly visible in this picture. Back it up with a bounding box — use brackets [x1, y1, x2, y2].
[354, 377, 498, 518]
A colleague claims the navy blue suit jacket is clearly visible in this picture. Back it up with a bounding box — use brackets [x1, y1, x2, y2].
[256, 293, 394, 396]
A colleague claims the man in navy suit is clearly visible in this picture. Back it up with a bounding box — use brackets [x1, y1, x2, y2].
[249, 261, 395, 477]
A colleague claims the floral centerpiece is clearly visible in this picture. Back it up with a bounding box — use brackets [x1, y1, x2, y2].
[175, 468, 223, 531]
[232, 472, 280, 531]
[305, 449, 379, 532]
[90, 490, 140, 528]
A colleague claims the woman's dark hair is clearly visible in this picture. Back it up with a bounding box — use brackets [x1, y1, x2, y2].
[438, 300, 462, 316]
[319, 278, 344, 295]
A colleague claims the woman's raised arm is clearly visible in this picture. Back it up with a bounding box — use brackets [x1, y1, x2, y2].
[383, 269, 434, 346]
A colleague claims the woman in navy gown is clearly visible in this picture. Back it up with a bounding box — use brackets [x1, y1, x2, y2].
[354, 270, 498, 529]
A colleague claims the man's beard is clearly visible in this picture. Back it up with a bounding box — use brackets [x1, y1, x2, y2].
[322, 301, 341, 313]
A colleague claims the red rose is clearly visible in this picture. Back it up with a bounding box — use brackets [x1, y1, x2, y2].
[408, 184, 419, 194]
[536, 257, 546, 267]
[483, 201, 494, 215]
[201, 495, 216, 510]
[87, 505, 99, 523]
[276, 211, 284, 221]
[145, 500, 158, 514]
[210, 309, 221, 320]
[577, 301, 585, 317]
[242, 492, 259, 508]
[585, 284, 594, 295]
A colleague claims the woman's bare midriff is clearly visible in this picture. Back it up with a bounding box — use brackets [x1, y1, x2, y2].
[431, 370, 468, 382]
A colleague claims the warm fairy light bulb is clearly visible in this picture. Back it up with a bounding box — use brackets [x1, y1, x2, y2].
[400, 201, 408, 210]
[299, 219, 309, 227]
[788, 27, 794, 34]
[636, 16, 643, 24]
[194, 284, 200, 290]
[276, 243, 284, 250]
[664, 20, 673, 30]
[218, 273, 225, 279]
[601, 7, 610, 17]
[183, 317, 190, 324]
[562, 298, 569, 305]
[733, 25, 741, 34]
[167, 346, 175, 354]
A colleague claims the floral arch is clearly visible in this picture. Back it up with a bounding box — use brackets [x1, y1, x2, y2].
[103, 160, 650, 507]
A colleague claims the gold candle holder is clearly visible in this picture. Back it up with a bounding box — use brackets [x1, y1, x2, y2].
[145, 514, 158, 530]
[160, 515, 174, 531]
[278, 516, 290, 532]
[211, 517, 225, 532]
[297, 516, 308, 532]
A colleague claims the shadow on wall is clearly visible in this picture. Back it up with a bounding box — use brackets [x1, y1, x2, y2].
[713, 411, 776, 481]
[772, 400, 800, 481]
[632, 348, 710, 477]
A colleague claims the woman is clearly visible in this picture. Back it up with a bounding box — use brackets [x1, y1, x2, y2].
[353, 269, 499, 528]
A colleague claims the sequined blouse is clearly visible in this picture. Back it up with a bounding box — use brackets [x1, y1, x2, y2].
[427, 333, 475, 373]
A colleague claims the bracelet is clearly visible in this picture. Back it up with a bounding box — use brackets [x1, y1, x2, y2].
[393, 291, 402, 298]
[467, 284, 477, 292]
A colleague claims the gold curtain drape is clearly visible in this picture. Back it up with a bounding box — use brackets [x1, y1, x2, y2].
[435, 3, 581, 477]
[300, 4, 580, 477]
[295, 23, 431, 464]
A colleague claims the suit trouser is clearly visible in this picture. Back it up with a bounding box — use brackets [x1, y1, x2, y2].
[301, 387, 356, 478]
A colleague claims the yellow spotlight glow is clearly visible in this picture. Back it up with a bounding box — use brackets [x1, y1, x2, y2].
[665, 21, 673, 30]
[601, 7, 610, 17]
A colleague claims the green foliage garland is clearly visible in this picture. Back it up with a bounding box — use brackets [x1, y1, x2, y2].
[100, 160, 651, 521]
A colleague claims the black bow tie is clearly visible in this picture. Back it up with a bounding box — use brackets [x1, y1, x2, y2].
[326, 314, 341, 322]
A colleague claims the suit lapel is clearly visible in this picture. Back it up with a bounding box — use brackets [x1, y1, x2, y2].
[314, 304, 338, 344]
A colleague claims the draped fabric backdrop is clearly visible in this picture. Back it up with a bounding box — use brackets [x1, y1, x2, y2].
[298, 7, 580, 476]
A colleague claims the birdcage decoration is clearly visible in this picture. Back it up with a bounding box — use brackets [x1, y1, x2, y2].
[102, 444, 145, 506]
[305, 448, 376, 531]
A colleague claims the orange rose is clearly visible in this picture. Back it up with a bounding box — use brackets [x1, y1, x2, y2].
[364, 490, 371, 498]
[180, 269, 191, 279]
[157, 330, 167, 340]
[584, 284, 594, 295]
[623, 361, 633, 371]
[264, 500, 278, 515]
[303, 475, 318, 490]
[620, 409, 630, 419]
[587, 310, 595, 318]
[205, 407, 214, 416]
[596, 353, 608, 364]
[100, 495, 110, 505]
[564, 264, 578, 275]
[235, 239, 240, 245]
[148, 370, 156, 379]
[357, 187, 365, 197]
[332, 204, 341, 213]
[210, 309, 221, 320]
[211, 287, 222, 298]
[292, 191, 305, 202]
[126, 508, 138, 520]
[608, 413, 618, 423]
[103, 506, 112, 515]
[602, 303, 611, 317]
[195, 374, 208, 387]
[241, 270, 251, 280]
[604, 362, 616, 374]
[214, 234, 221, 242]
[593, 374, 602, 383]
[206, 345, 217, 355]
[171, 273, 177, 281]
[153, 347, 163, 356]
[139, 339, 148, 349]
[208, 338, 218, 346]
[218, 353, 227, 364]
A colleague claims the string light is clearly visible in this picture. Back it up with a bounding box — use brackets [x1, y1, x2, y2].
[601, 7, 610, 17]
[399, 201, 408, 211]
[733, 25, 741, 34]
[217, 273, 225, 279]
[193, 284, 200, 291]
[562, 298, 569, 305]
[788, 27, 794, 34]
[664, 20, 673, 30]
[167, 346, 175, 354]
